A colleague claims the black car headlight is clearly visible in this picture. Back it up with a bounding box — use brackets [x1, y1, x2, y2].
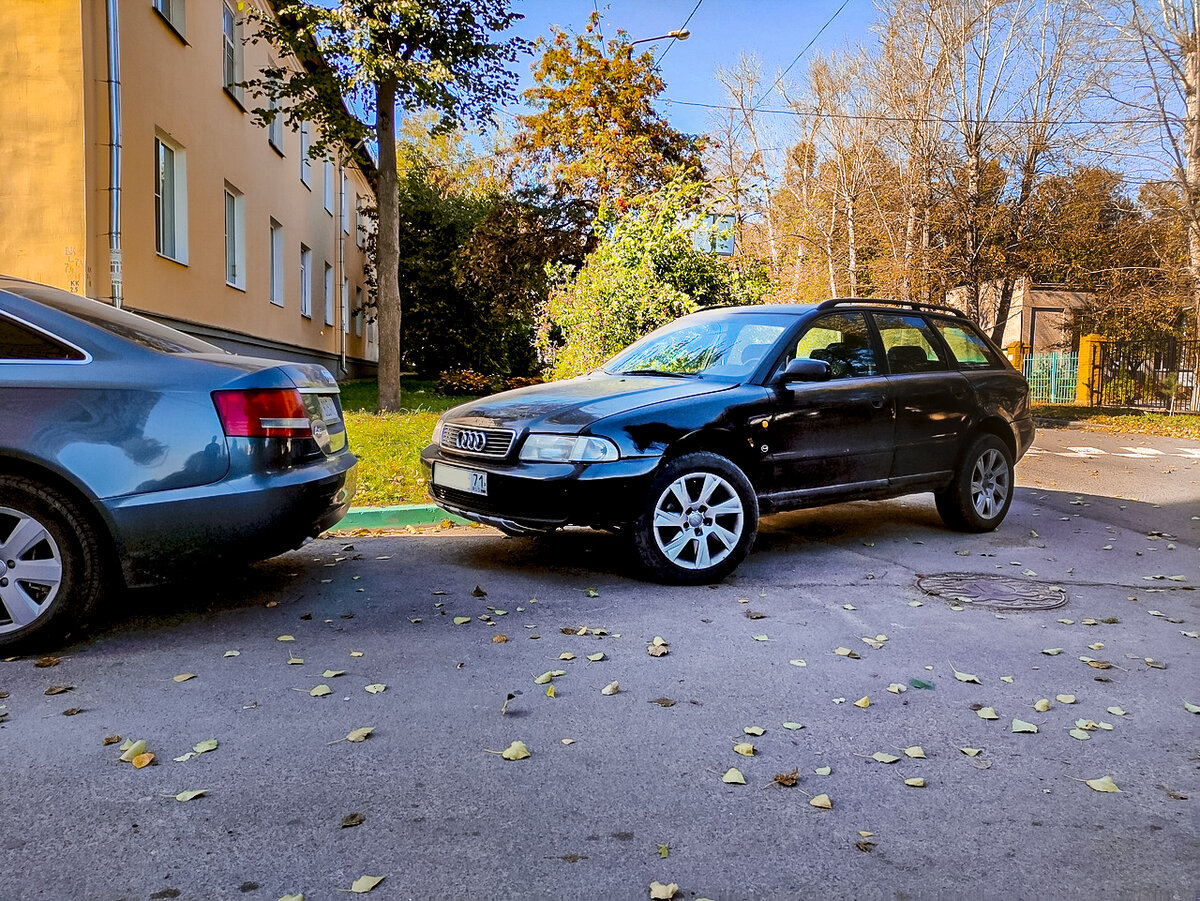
[519, 434, 620, 463]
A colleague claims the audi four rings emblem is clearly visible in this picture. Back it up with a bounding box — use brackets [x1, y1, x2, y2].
[455, 429, 488, 452]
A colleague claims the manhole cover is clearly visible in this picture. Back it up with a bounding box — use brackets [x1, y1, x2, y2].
[914, 573, 1068, 611]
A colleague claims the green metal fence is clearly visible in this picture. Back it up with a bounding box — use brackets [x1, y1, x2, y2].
[1022, 351, 1078, 404]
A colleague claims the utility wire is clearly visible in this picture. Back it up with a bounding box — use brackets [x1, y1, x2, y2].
[656, 0, 705, 66]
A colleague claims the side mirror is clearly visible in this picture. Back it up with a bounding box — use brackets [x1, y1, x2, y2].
[778, 357, 831, 384]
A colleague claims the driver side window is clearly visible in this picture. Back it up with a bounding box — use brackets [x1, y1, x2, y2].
[789, 312, 877, 379]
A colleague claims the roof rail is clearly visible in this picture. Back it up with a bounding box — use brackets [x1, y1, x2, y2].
[816, 297, 968, 319]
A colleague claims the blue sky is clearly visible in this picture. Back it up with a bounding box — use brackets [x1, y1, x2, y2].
[506, 0, 881, 135]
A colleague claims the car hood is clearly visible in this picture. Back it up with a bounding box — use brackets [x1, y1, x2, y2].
[444, 373, 735, 432]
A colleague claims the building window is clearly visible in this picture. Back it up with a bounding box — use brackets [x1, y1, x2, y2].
[354, 286, 363, 336]
[341, 172, 350, 234]
[222, 2, 243, 103]
[267, 89, 283, 151]
[154, 134, 187, 263]
[323, 262, 334, 325]
[299, 245, 312, 318]
[299, 122, 311, 185]
[323, 159, 334, 213]
[341, 276, 350, 334]
[269, 219, 284, 306]
[153, 0, 185, 36]
[355, 196, 367, 248]
[224, 184, 245, 289]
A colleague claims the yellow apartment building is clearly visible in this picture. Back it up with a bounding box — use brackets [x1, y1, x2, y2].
[0, 0, 378, 377]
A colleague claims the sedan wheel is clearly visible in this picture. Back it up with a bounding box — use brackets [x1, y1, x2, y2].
[0, 477, 107, 651]
[633, 452, 758, 584]
[935, 434, 1014, 532]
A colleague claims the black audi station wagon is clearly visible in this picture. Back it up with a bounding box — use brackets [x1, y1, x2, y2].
[421, 300, 1034, 584]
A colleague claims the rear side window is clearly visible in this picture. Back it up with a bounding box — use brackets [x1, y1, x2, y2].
[0, 316, 85, 361]
[872, 313, 949, 374]
[932, 319, 1003, 370]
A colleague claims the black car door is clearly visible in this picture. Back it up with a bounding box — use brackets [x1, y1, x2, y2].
[871, 312, 974, 482]
[759, 311, 894, 495]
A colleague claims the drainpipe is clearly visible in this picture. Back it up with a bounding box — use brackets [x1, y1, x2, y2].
[105, 0, 123, 308]
[337, 155, 346, 375]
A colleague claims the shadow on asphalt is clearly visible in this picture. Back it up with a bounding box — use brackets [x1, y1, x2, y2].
[78, 487, 1196, 648]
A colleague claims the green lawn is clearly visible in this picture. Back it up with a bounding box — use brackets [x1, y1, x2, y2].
[340, 379, 478, 507]
[338, 382, 1200, 508]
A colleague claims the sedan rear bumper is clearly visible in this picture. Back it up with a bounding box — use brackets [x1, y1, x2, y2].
[104, 451, 357, 586]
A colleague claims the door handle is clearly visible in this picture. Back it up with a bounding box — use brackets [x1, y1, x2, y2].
[870, 396, 887, 409]
[951, 387, 966, 399]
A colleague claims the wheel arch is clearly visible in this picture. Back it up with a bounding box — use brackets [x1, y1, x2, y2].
[656, 428, 761, 487]
[0, 456, 122, 587]
[972, 416, 1017, 460]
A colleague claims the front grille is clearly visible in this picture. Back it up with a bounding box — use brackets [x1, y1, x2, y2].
[440, 424, 515, 458]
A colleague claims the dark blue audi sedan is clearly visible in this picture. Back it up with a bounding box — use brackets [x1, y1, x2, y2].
[0, 277, 357, 650]
[422, 300, 1034, 584]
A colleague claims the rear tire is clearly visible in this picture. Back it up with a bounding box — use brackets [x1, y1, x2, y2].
[0, 476, 108, 652]
[632, 452, 758, 584]
[935, 434, 1014, 532]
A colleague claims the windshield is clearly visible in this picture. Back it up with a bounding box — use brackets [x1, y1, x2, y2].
[603, 312, 794, 380]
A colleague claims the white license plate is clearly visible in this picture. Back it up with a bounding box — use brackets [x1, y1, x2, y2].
[434, 463, 488, 496]
[318, 396, 339, 422]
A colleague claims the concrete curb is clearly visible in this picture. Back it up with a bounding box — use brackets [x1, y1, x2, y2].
[333, 504, 469, 530]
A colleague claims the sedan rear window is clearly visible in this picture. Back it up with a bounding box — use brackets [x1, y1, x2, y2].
[0, 316, 85, 361]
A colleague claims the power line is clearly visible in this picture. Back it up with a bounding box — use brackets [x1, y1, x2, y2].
[656, 0, 704, 66]
[751, 0, 850, 112]
[666, 97, 1174, 127]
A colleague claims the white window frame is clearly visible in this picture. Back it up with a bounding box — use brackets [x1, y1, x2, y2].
[299, 122, 311, 185]
[154, 133, 187, 263]
[299, 244, 312, 318]
[341, 276, 350, 334]
[323, 262, 334, 325]
[224, 183, 245, 289]
[267, 85, 283, 151]
[341, 172, 350, 234]
[323, 158, 334, 213]
[355, 195, 366, 248]
[222, 2, 244, 103]
[153, 0, 185, 36]
[269, 219, 284, 307]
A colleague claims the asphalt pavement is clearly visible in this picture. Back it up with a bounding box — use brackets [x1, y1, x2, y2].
[1, 426, 1197, 901]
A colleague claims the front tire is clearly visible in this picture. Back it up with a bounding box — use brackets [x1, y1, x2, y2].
[0, 476, 108, 652]
[632, 452, 758, 584]
[935, 434, 1014, 532]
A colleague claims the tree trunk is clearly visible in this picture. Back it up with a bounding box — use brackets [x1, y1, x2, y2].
[1186, 29, 1200, 343]
[846, 195, 858, 296]
[375, 78, 402, 412]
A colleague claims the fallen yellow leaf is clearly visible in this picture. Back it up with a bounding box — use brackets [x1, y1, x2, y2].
[1056, 694, 1077, 704]
[174, 789, 206, 802]
[1034, 698, 1051, 712]
[1011, 719, 1039, 733]
[977, 706, 999, 720]
[132, 752, 155, 769]
[722, 767, 746, 785]
[649, 881, 678, 900]
[733, 742, 755, 757]
[173, 673, 196, 683]
[349, 875, 385, 894]
[809, 793, 833, 810]
[853, 696, 869, 708]
[346, 727, 373, 743]
[500, 740, 530, 761]
[364, 683, 386, 694]
[903, 746, 926, 759]
[904, 777, 926, 788]
[1084, 775, 1121, 793]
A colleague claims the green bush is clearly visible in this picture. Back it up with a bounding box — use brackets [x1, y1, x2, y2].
[539, 173, 773, 380]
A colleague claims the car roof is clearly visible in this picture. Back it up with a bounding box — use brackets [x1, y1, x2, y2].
[693, 299, 970, 319]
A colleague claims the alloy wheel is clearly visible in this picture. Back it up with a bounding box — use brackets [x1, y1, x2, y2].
[651, 472, 745, 570]
[0, 506, 63, 633]
[969, 449, 1010, 520]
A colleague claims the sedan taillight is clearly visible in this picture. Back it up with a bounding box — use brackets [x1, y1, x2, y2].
[213, 389, 312, 438]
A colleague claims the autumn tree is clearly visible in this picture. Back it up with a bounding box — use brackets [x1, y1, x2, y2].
[245, 0, 524, 411]
[1095, 0, 1200, 344]
[514, 11, 700, 214]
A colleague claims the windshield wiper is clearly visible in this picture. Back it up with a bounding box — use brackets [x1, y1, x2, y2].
[614, 368, 697, 378]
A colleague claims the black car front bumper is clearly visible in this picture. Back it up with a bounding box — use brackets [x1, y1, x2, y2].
[420, 444, 661, 530]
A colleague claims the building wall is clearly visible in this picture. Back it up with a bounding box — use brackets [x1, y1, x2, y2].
[0, 1, 89, 293]
[2, 0, 377, 376]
